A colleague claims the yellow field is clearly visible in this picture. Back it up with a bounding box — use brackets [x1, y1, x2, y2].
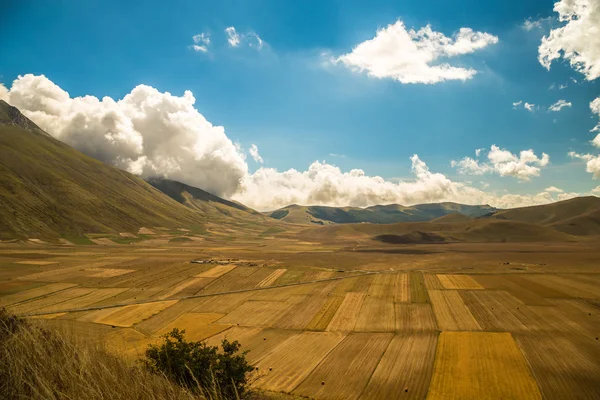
[326, 292, 366, 332]
[158, 277, 208, 299]
[427, 332, 542, 400]
[90, 300, 178, 327]
[437, 274, 484, 290]
[0, 283, 77, 308]
[195, 264, 236, 278]
[15, 260, 59, 266]
[304, 296, 344, 331]
[156, 313, 230, 341]
[423, 274, 444, 290]
[428, 290, 482, 331]
[84, 268, 134, 278]
[217, 298, 302, 327]
[256, 269, 287, 288]
[394, 273, 411, 302]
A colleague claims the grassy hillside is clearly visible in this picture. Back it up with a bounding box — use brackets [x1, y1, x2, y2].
[266, 202, 497, 225]
[147, 178, 282, 234]
[488, 197, 600, 235]
[0, 101, 223, 240]
[301, 219, 579, 243]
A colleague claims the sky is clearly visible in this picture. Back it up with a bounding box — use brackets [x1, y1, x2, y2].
[1, 0, 600, 211]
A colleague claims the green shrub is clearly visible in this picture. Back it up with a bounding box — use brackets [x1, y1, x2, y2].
[144, 328, 254, 399]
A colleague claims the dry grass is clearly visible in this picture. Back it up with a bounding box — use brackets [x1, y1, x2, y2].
[0, 309, 197, 400]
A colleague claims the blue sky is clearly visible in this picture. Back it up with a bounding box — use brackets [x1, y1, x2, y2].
[1, 0, 599, 210]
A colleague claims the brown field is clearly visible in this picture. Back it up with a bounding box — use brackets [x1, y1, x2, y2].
[354, 296, 396, 332]
[410, 272, 430, 303]
[1, 238, 600, 399]
[361, 333, 438, 400]
[367, 273, 396, 297]
[395, 304, 438, 332]
[252, 331, 346, 392]
[427, 332, 542, 400]
[428, 290, 482, 331]
[514, 334, 600, 399]
[293, 333, 393, 400]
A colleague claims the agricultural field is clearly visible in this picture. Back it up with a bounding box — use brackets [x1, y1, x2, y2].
[1, 238, 600, 399]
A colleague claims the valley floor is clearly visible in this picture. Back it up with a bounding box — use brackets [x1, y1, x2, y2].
[1, 237, 599, 399]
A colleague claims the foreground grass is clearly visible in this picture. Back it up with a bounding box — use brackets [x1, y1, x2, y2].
[0, 309, 202, 400]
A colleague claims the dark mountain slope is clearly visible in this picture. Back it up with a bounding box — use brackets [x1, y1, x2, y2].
[0, 101, 210, 239]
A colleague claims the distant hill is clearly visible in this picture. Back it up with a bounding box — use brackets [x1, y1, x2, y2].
[0, 100, 257, 240]
[486, 197, 600, 236]
[266, 202, 497, 225]
[301, 218, 579, 243]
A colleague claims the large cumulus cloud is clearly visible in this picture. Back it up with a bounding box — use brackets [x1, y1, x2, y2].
[2, 74, 248, 197]
[0, 74, 587, 211]
[538, 0, 600, 80]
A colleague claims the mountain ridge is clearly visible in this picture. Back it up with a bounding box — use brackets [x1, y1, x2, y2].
[265, 202, 497, 225]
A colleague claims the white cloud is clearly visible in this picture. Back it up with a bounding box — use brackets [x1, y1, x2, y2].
[512, 100, 536, 111]
[453, 145, 550, 181]
[4, 74, 248, 197]
[247, 32, 264, 49]
[249, 144, 264, 163]
[451, 157, 492, 175]
[0, 83, 8, 101]
[545, 186, 564, 192]
[335, 20, 498, 84]
[522, 17, 554, 31]
[2, 74, 579, 212]
[548, 99, 572, 111]
[191, 32, 210, 52]
[570, 96, 600, 178]
[592, 185, 600, 193]
[523, 18, 543, 31]
[569, 151, 600, 178]
[475, 148, 485, 157]
[538, 0, 600, 80]
[225, 27, 240, 47]
[591, 96, 600, 133]
[224, 27, 264, 50]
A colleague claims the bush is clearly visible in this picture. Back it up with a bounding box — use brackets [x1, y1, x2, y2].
[144, 328, 254, 399]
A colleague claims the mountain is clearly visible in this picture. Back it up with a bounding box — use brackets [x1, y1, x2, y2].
[486, 197, 600, 236]
[0, 100, 262, 240]
[265, 202, 497, 225]
[146, 178, 277, 231]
